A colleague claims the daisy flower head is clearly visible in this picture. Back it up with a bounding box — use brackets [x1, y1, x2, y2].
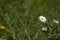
[39, 16, 47, 23]
[41, 27, 47, 31]
[53, 19, 59, 24]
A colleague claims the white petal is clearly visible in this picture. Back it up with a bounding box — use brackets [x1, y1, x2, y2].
[42, 27, 47, 31]
[53, 19, 59, 24]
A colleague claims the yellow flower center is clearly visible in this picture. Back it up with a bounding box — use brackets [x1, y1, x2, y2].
[41, 18, 44, 20]
[0, 25, 6, 29]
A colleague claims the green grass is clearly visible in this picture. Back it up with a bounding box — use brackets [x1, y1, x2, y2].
[0, 0, 60, 40]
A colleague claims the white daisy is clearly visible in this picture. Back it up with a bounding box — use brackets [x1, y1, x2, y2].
[39, 16, 47, 23]
[41, 27, 47, 31]
[53, 19, 59, 24]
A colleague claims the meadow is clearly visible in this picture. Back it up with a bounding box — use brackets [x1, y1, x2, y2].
[0, 0, 60, 40]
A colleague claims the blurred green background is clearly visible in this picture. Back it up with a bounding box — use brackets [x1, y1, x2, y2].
[0, 0, 60, 40]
